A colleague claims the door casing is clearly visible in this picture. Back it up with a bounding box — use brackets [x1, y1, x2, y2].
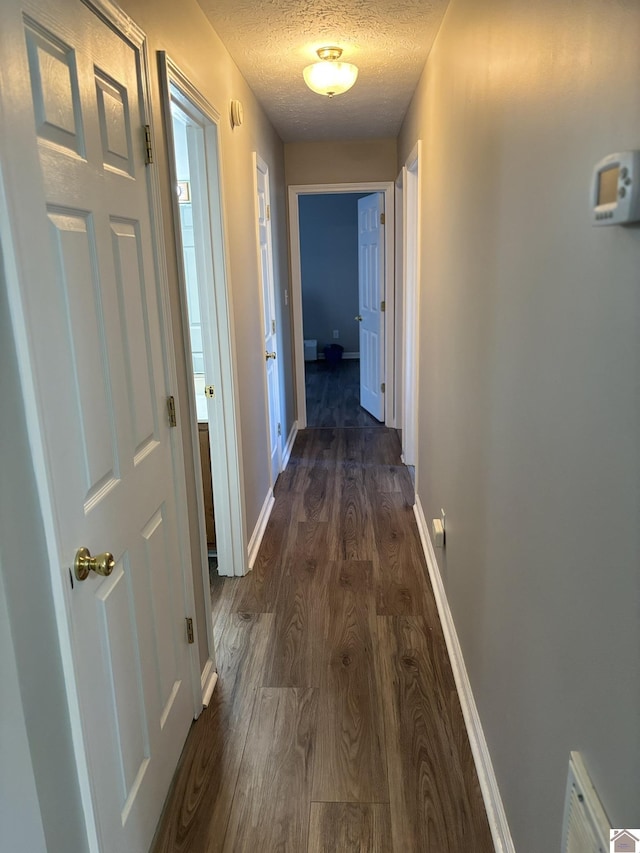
[399, 143, 422, 480]
[288, 182, 395, 429]
[159, 52, 248, 594]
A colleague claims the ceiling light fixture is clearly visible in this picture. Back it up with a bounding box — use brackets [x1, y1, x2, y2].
[303, 47, 358, 98]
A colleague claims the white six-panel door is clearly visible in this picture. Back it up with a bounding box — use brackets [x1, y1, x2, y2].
[255, 155, 282, 485]
[3, 1, 195, 849]
[358, 193, 385, 421]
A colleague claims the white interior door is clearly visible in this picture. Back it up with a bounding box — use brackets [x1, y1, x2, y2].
[255, 155, 282, 485]
[3, 2, 195, 850]
[358, 193, 385, 421]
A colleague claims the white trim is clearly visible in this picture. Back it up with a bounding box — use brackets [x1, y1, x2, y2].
[288, 182, 395, 430]
[394, 169, 404, 429]
[413, 496, 515, 853]
[247, 489, 275, 570]
[159, 54, 248, 597]
[282, 421, 298, 470]
[248, 420, 297, 568]
[247, 418, 297, 570]
[401, 142, 421, 479]
[200, 658, 218, 708]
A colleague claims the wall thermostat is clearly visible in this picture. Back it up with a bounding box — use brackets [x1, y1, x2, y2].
[591, 150, 640, 225]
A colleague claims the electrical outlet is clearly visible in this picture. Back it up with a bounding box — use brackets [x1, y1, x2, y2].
[333, 329, 339, 339]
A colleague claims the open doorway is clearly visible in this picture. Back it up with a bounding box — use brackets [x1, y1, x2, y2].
[289, 182, 396, 430]
[298, 192, 380, 428]
[160, 55, 248, 701]
[170, 108, 219, 565]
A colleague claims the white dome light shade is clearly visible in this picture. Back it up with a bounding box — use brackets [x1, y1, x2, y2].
[303, 47, 358, 97]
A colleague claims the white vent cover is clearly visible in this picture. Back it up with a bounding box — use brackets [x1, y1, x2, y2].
[562, 752, 611, 853]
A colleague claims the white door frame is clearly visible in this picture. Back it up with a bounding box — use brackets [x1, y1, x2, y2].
[400, 142, 422, 480]
[159, 54, 249, 596]
[0, 2, 200, 849]
[288, 182, 395, 429]
[253, 153, 283, 486]
[394, 168, 405, 429]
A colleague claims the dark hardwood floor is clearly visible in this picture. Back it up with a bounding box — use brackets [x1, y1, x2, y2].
[305, 359, 383, 428]
[152, 428, 494, 853]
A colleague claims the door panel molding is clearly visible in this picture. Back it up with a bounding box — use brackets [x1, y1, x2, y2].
[288, 181, 395, 429]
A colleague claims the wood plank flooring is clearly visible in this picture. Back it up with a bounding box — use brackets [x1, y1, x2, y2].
[305, 360, 383, 428]
[152, 428, 494, 853]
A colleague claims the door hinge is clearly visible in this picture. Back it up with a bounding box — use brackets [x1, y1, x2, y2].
[266, 204, 270, 221]
[271, 319, 276, 334]
[277, 423, 282, 437]
[144, 125, 153, 165]
[167, 395, 177, 427]
[380, 212, 385, 225]
[205, 385, 215, 399]
[380, 300, 386, 312]
[186, 617, 194, 644]
[381, 382, 386, 393]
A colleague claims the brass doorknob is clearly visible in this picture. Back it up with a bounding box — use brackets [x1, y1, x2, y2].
[75, 547, 115, 581]
[265, 351, 276, 360]
[354, 315, 363, 322]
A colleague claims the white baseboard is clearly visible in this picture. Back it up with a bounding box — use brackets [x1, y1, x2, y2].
[247, 488, 275, 570]
[200, 658, 218, 708]
[413, 496, 515, 853]
[282, 421, 298, 470]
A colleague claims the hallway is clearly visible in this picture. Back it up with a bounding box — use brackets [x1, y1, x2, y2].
[305, 360, 384, 428]
[153, 428, 493, 852]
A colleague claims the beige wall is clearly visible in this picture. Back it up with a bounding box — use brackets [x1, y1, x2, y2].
[117, 0, 294, 667]
[285, 138, 397, 186]
[399, 0, 640, 850]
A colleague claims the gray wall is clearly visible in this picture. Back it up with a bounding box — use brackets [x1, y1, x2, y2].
[399, 0, 640, 850]
[299, 193, 368, 355]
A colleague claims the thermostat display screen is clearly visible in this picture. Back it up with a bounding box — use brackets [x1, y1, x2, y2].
[598, 166, 619, 205]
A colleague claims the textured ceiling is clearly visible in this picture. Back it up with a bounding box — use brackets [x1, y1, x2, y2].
[197, 0, 450, 142]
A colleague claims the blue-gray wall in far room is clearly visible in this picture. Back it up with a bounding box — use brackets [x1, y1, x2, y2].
[299, 193, 370, 356]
